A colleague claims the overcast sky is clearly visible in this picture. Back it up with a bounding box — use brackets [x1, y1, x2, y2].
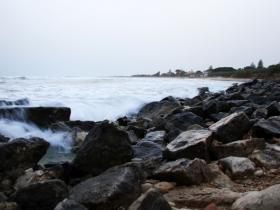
[0, 0, 279, 76]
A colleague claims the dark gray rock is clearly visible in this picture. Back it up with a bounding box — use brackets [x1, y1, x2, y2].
[252, 116, 280, 138]
[133, 141, 162, 160]
[266, 101, 280, 117]
[0, 138, 49, 178]
[252, 108, 268, 119]
[11, 179, 68, 210]
[128, 188, 172, 210]
[65, 120, 96, 131]
[153, 158, 212, 185]
[142, 131, 166, 145]
[0, 133, 9, 143]
[0, 98, 29, 106]
[73, 122, 133, 176]
[69, 164, 143, 210]
[164, 129, 212, 161]
[210, 112, 251, 143]
[210, 138, 265, 159]
[54, 199, 88, 210]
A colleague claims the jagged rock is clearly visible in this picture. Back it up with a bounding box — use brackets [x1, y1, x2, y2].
[218, 156, 256, 179]
[208, 162, 234, 189]
[232, 184, 280, 210]
[127, 126, 147, 139]
[69, 164, 143, 210]
[117, 116, 129, 126]
[210, 112, 251, 143]
[162, 111, 205, 132]
[153, 158, 212, 185]
[266, 101, 280, 117]
[72, 122, 133, 176]
[54, 199, 88, 210]
[137, 98, 180, 121]
[65, 120, 96, 131]
[209, 112, 229, 122]
[142, 131, 166, 145]
[164, 129, 212, 161]
[128, 188, 172, 210]
[0, 202, 18, 210]
[252, 108, 268, 119]
[210, 138, 265, 159]
[0, 138, 49, 178]
[252, 116, 280, 138]
[0, 98, 29, 106]
[11, 179, 68, 210]
[229, 106, 253, 116]
[133, 141, 162, 160]
[250, 144, 280, 169]
[203, 100, 230, 115]
[0, 107, 71, 127]
[164, 186, 243, 208]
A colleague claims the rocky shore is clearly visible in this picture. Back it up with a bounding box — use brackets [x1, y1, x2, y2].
[1, 79, 280, 210]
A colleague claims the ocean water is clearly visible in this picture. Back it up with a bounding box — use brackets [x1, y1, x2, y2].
[0, 77, 241, 161]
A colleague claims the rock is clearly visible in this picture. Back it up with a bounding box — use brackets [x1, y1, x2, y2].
[164, 129, 212, 161]
[210, 112, 251, 143]
[162, 111, 205, 132]
[0, 98, 29, 106]
[128, 130, 139, 144]
[128, 188, 172, 210]
[218, 156, 256, 179]
[54, 199, 89, 210]
[69, 164, 143, 210]
[252, 108, 268, 119]
[210, 138, 265, 159]
[72, 122, 133, 176]
[11, 179, 68, 210]
[65, 120, 96, 131]
[250, 144, 280, 169]
[0, 107, 71, 127]
[142, 131, 166, 145]
[231, 184, 280, 210]
[127, 125, 147, 139]
[137, 98, 180, 121]
[0, 202, 18, 210]
[0, 138, 49, 178]
[208, 162, 234, 189]
[141, 183, 153, 193]
[0, 192, 7, 202]
[204, 203, 219, 210]
[203, 100, 230, 115]
[154, 182, 176, 193]
[266, 101, 280, 117]
[229, 106, 253, 116]
[164, 186, 243, 208]
[117, 116, 129, 126]
[153, 158, 212, 185]
[254, 169, 264, 177]
[0, 133, 9, 143]
[252, 116, 280, 138]
[133, 141, 163, 160]
[209, 112, 229, 122]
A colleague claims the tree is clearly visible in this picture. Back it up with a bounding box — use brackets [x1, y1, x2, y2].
[250, 62, 256, 69]
[257, 59, 264, 69]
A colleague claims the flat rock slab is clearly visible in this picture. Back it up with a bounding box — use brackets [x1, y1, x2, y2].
[210, 112, 251, 143]
[218, 156, 256, 179]
[232, 184, 280, 210]
[164, 186, 243, 208]
[164, 129, 212, 161]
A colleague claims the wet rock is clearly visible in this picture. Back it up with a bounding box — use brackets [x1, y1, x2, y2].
[72, 122, 133, 176]
[0, 133, 9, 143]
[164, 129, 212, 161]
[69, 164, 143, 210]
[117, 116, 129, 126]
[232, 184, 280, 210]
[164, 186, 243, 208]
[218, 156, 256, 179]
[11, 179, 68, 210]
[252, 108, 268, 119]
[153, 158, 212, 185]
[133, 141, 162, 160]
[229, 106, 253, 116]
[252, 116, 280, 138]
[0, 138, 49, 178]
[142, 131, 166, 145]
[65, 120, 96, 131]
[162, 111, 205, 132]
[266, 101, 280, 117]
[128, 130, 139, 144]
[54, 199, 89, 210]
[210, 138, 265, 159]
[137, 98, 180, 121]
[0, 98, 29, 106]
[0, 107, 71, 127]
[127, 125, 147, 139]
[210, 112, 251, 143]
[128, 188, 172, 210]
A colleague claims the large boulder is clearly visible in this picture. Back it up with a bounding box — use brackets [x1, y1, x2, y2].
[69, 164, 143, 210]
[128, 188, 172, 210]
[11, 179, 68, 210]
[232, 184, 280, 210]
[153, 158, 212, 185]
[0, 138, 49, 178]
[133, 141, 162, 160]
[142, 131, 166, 145]
[0, 107, 71, 127]
[164, 129, 212, 161]
[210, 112, 251, 143]
[218, 156, 256, 179]
[252, 116, 280, 139]
[137, 97, 180, 121]
[266, 101, 280, 117]
[54, 199, 88, 210]
[72, 122, 133, 176]
[210, 138, 265, 159]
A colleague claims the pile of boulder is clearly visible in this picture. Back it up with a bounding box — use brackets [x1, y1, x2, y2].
[1, 79, 280, 210]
